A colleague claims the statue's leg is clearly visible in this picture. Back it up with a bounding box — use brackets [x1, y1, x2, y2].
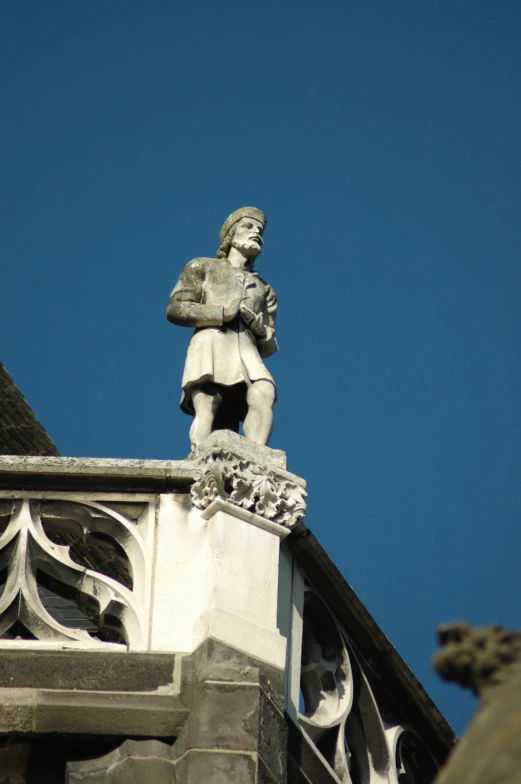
[190, 387, 221, 449]
[243, 380, 275, 445]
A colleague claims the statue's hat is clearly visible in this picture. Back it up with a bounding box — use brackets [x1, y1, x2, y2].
[219, 207, 266, 245]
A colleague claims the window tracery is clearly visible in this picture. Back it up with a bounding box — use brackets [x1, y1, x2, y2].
[0, 498, 152, 648]
[296, 588, 439, 784]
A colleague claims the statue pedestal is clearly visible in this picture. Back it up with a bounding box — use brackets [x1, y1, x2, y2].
[150, 431, 306, 670]
[194, 497, 289, 668]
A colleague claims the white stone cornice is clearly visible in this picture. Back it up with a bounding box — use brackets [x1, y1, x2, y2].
[201, 498, 291, 539]
[0, 455, 195, 481]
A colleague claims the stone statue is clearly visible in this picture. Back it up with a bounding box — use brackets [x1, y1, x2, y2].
[167, 207, 278, 449]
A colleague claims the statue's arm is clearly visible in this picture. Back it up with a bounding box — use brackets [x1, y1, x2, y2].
[167, 293, 224, 328]
[258, 285, 278, 358]
[166, 261, 224, 328]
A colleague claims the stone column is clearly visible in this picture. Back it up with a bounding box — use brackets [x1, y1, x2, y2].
[149, 430, 307, 671]
[194, 498, 289, 668]
[147, 431, 307, 783]
[172, 639, 288, 784]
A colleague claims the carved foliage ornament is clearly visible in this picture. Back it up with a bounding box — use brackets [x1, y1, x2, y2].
[190, 448, 307, 527]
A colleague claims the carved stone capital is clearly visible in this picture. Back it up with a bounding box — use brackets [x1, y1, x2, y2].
[189, 432, 307, 529]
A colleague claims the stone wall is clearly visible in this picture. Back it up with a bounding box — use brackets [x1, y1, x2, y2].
[0, 433, 454, 783]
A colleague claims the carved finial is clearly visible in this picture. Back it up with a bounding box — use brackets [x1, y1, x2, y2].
[433, 621, 521, 698]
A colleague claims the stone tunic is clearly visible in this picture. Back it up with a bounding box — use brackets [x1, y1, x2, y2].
[168, 257, 278, 415]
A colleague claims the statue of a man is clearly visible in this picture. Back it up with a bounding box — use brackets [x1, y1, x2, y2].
[167, 207, 278, 449]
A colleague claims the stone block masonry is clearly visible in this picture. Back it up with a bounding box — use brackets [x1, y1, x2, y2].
[0, 431, 454, 782]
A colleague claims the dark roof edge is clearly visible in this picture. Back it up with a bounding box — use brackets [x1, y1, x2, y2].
[288, 523, 457, 759]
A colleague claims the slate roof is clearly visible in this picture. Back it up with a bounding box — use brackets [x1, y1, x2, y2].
[0, 362, 59, 456]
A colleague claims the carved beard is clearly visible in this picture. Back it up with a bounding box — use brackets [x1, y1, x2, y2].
[231, 238, 262, 258]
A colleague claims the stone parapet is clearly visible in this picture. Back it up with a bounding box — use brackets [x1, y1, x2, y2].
[0, 432, 302, 667]
[0, 433, 455, 783]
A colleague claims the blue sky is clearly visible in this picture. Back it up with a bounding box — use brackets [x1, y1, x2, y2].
[2, 1, 520, 735]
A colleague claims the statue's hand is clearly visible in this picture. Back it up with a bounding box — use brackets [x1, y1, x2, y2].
[223, 297, 243, 323]
[239, 302, 267, 338]
[246, 311, 267, 339]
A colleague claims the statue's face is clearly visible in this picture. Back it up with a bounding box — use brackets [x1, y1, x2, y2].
[231, 217, 264, 258]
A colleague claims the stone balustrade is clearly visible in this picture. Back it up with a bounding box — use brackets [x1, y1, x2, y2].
[0, 431, 306, 666]
[0, 432, 452, 783]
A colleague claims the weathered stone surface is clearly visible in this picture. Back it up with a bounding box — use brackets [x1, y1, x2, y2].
[433, 623, 521, 784]
[0, 455, 194, 492]
[0, 650, 177, 691]
[173, 638, 287, 783]
[259, 683, 288, 782]
[0, 690, 35, 733]
[0, 687, 188, 737]
[191, 429, 287, 470]
[58, 639, 288, 782]
[434, 668, 521, 784]
[67, 739, 177, 783]
[174, 750, 257, 783]
[106, 758, 176, 783]
[185, 638, 286, 712]
[0, 448, 455, 783]
[190, 430, 307, 529]
[433, 621, 521, 697]
[259, 758, 284, 784]
[180, 680, 265, 752]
